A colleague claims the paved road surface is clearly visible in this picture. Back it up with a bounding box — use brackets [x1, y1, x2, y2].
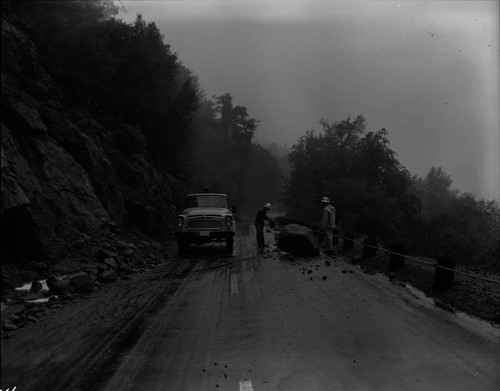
[102, 223, 500, 391]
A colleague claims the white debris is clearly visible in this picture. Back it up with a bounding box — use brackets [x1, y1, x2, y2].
[15, 279, 50, 292]
[25, 297, 50, 304]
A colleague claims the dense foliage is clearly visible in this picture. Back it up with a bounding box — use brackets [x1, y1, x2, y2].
[284, 115, 500, 270]
[285, 115, 412, 236]
[3, 0, 283, 210]
[6, 0, 198, 172]
[5, 1, 496, 269]
[184, 93, 282, 210]
[409, 169, 500, 270]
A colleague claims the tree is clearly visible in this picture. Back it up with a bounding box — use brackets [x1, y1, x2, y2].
[409, 168, 500, 268]
[426, 166, 453, 195]
[214, 93, 259, 145]
[183, 95, 281, 209]
[100, 15, 199, 172]
[285, 115, 412, 240]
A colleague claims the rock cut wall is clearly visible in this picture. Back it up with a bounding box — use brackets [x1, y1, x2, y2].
[1, 17, 185, 267]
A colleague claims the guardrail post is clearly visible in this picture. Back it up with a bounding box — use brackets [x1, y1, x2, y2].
[343, 233, 354, 252]
[433, 256, 456, 291]
[363, 236, 377, 258]
[389, 243, 405, 271]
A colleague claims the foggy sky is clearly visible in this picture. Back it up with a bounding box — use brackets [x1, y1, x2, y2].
[120, 1, 499, 200]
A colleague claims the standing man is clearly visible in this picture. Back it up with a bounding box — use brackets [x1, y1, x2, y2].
[320, 196, 336, 255]
[255, 203, 272, 248]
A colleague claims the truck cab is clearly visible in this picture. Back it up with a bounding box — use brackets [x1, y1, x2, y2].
[175, 193, 236, 252]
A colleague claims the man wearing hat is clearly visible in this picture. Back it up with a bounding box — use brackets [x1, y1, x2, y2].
[320, 196, 336, 255]
[255, 203, 272, 248]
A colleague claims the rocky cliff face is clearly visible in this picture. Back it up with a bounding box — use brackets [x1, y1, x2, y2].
[1, 17, 185, 271]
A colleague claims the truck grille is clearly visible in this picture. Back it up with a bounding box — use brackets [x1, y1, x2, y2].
[187, 219, 222, 230]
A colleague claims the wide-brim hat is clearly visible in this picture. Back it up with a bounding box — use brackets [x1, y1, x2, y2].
[264, 203, 271, 209]
[321, 196, 330, 203]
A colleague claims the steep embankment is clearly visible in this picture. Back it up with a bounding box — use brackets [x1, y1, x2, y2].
[1, 16, 185, 288]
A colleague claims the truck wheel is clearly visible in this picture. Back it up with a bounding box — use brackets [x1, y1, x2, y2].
[178, 239, 189, 253]
[226, 239, 234, 253]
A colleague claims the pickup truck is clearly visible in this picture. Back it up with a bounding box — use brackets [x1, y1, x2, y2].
[175, 193, 236, 252]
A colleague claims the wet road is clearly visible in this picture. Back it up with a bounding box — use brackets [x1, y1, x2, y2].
[102, 223, 500, 391]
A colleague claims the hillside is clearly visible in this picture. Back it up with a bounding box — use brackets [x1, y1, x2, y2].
[1, 13, 186, 287]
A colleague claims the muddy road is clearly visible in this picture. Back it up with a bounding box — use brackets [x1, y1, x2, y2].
[2, 222, 499, 391]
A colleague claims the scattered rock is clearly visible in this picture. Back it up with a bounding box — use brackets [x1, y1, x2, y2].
[30, 279, 43, 293]
[322, 276, 327, 281]
[69, 273, 94, 293]
[116, 240, 129, 250]
[84, 266, 98, 276]
[2, 322, 18, 332]
[103, 257, 118, 269]
[325, 260, 331, 266]
[7, 314, 21, 323]
[118, 264, 135, 275]
[97, 270, 117, 283]
[25, 315, 38, 322]
[151, 242, 164, 251]
[96, 249, 119, 262]
[46, 276, 70, 295]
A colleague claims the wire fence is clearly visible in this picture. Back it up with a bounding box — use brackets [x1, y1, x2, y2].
[332, 233, 500, 284]
[274, 216, 500, 285]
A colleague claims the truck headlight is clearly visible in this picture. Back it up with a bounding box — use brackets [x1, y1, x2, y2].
[177, 216, 185, 227]
[225, 215, 233, 226]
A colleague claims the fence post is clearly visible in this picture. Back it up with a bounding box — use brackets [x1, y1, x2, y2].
[389, 243, 405, 271]
[363, 235, 377, 258]
[343, 233, 354, 252]
[433, 256, 456, 291]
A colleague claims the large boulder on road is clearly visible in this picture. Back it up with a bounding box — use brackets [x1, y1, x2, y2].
[277, 224, 320, 256]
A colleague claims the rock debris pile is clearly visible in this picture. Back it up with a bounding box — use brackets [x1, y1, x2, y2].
[1, 228, 174, 338]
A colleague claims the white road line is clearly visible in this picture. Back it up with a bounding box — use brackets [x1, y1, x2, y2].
[239, 379, 253, 391]
[231, 272, 239, 296]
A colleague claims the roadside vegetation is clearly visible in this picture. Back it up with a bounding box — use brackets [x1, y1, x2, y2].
[5, 0, 498, 276]
[4, 0, 283, 211]
[283, 115, 500, 276]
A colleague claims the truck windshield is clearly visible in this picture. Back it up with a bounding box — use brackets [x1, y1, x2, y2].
[187, 195, 229, 209]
